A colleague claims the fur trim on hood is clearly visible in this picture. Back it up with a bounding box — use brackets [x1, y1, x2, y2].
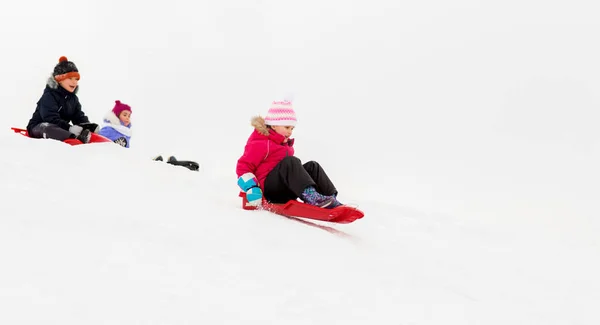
[251, 116, 270, 136]
[103, 111, 122, 125]
[47, 76, 79, 94]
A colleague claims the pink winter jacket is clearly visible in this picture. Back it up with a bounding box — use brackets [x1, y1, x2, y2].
[236, 116, 295, 189]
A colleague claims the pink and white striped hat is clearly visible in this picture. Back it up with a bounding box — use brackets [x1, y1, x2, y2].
[264, 100, 297, 126]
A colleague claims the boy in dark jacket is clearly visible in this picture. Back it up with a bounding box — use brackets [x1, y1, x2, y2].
[26, 56, 97, 143]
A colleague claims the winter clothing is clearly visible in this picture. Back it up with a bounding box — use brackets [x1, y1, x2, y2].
[26, 56, 89, 137]
[26, 76, 90, 136]
[236, 114, 341, 208]
[302, 160, 339, 197]
[264, 100, 297, 126]
[67, 125, 91, 143]
[78, 129, 92, 143]
[69, 125, 83, 135]
[112, 100, 132, 118]
[263, 156, 340, 206]
[245, 187, 263, 206]
[238, 172, 260, 191]
[301, 186, 337, 208]
[236, 116, 295, 189]
[98, 111, 132, 148]
[29, 122, 72, 141]
[53, 56, 80, 82]
[29, 122, 91, 143]
[238, 172, 262, 206]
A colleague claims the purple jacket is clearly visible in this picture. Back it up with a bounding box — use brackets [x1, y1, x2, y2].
[98, 111, 132, 148]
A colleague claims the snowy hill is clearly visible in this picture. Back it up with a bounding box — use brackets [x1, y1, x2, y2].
[1, 0, 600, 324]
[3, 133, 598, 324]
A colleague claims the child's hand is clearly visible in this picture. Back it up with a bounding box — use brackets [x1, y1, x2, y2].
[238, 172, 262, 207]
[114, 137, 128, 147]
[69, 125, 83, 136]
[245, 187, 263, 207]
[79, 122, 100, 133]
[238, 172, 259, 192]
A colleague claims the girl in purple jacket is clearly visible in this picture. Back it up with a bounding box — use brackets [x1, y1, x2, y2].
[236, 100, 342, 208]
[99, 100, 132, 147]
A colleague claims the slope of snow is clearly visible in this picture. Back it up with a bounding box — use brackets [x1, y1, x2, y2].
[2, 134, 598, 324]
[1, 0, 599, 324]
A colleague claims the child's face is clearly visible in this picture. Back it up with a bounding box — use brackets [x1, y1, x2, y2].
[58, 77, 79, 93]
[119, 111, 131, 126]
[271, 125, 294, 142]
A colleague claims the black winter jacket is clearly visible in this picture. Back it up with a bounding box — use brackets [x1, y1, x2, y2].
[27, 77, 90, 134]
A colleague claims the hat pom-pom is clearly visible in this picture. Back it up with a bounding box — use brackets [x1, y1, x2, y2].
[58, 56, 68, 63]
[283, 93, 294, 103]
[115, 100, 121, 104]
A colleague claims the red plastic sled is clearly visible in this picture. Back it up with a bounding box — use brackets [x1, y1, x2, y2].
[11, 127, 112, 146]
[239, 191, 364, 224]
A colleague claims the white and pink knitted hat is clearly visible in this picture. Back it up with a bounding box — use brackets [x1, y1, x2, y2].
[264, 100, 297, 126]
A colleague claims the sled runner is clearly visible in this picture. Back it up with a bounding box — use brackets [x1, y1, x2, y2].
[239, 191, 364, 224]
[11, 127, 112, 146]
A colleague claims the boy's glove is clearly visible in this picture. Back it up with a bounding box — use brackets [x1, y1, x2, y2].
[69, 124, 83, 136]
[77, 129, 92, 144]
[238, 173, 262, 207]
[79, 123, 100, 133]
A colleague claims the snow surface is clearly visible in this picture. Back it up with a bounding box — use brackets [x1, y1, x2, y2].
[1, 0, 600, 324]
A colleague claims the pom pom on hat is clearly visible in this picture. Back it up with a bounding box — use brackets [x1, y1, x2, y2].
[59, 56, 69, 63]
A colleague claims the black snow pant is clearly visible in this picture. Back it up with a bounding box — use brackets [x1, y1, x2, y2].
[29, 123, 73, 141]
[263, 156, 338, 204]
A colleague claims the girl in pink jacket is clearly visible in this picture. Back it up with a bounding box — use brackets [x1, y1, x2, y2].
[236, 100, 342, 209]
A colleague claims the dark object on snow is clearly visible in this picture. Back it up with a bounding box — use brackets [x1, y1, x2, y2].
[153, 155, 199, 171]
[79, 122, 100, 133]
[168, 156, 200, 171]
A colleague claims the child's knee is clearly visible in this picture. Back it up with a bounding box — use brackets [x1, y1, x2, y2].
[303, 160, 320, 170]
[282, 156, 301, 165]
